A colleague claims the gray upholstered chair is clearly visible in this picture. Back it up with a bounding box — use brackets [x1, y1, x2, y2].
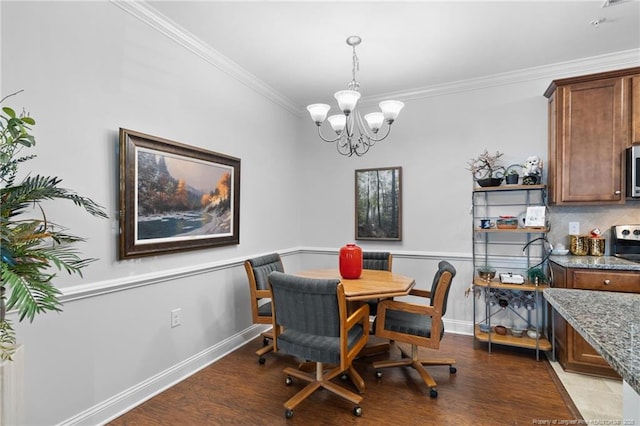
[372, 260, 457, 398]
[363, 251, 393, 272]
[268, 271, 369, 419]
[244, 253, 284, 364]
[362, 251, 393, 315]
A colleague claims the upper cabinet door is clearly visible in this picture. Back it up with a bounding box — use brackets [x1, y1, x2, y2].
[632, 75, 640, 145]
[545, 67, 640, 205]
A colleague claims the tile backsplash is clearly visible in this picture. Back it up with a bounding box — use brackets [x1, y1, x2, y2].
[548, 204, 640, 254]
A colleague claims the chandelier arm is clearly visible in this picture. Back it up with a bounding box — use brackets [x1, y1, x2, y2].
[336, 135, 354, 156]
[315, 125, 343, 143]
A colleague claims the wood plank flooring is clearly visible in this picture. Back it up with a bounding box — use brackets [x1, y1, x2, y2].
[108, 334, 579, 425]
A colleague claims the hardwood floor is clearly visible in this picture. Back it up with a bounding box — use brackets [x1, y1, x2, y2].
[108, 334, 579, 425]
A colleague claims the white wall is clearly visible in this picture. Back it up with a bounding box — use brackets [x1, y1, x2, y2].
[2, 2, 301, 424]
[2, 2, 639, 425]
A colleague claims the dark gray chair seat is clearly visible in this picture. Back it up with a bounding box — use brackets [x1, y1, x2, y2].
[268, 271, 369, 418]
[372, 260, 457, 399]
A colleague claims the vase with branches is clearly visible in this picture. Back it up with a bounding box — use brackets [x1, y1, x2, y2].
[0, 92, 108, 360]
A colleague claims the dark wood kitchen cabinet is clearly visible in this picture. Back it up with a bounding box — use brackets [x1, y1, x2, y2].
[544, 67, 640, 205]
[550, 261, 640, 379]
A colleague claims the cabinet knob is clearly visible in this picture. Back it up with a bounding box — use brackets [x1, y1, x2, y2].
[614, 190, 621, 195]
[603, 279, 611, 285]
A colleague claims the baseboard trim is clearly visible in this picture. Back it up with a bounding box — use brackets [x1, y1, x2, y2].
[60, 324, 268, 426]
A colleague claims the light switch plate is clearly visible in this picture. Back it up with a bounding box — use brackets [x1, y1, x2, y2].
[569, 222, 580, 235]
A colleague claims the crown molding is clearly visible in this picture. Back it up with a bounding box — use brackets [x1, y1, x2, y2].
[365, 49, 640, 104]
[110, 0, 301, 116]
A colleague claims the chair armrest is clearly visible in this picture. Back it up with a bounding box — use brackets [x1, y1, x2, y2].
[409, 288, 432, 299]
[255, 289, 271, 299]
[378, 299, 440, 317]
[346, 303, 369, 330]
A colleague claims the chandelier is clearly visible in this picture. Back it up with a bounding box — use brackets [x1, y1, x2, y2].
[306, 36, 405, 157]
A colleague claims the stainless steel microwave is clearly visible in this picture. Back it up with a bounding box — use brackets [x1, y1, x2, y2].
[627, 145, 640, 198]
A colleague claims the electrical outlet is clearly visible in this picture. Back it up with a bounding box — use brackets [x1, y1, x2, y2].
[569, 222, 580, 235]
[171, 308, 181, 328]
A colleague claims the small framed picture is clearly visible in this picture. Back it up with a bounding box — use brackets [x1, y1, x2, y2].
[355, 166, 402, 240]
[524, 206, 546, 228]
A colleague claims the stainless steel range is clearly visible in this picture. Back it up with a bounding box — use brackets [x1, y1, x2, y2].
[611, 224, 640, 263]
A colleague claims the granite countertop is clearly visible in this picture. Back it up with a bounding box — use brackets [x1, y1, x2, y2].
[544, 288, 640, 394]
[549, 254, 640, 271]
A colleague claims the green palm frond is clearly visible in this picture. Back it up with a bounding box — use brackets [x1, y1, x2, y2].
[1, 94, 108, 359]
[1, 263, 62, 322]
[1, 175, 108, 219]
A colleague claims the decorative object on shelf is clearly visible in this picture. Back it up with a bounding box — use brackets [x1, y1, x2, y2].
[494, 325, 508, 335]
[505, 164, 521, 184]
[499, 273, 525, 284]
[522, 155, 543, 185]
[477, 266, 496, 281]
[0, 92, 108, 361]
[467, 150, 505, 186]
[355, 167, 402, 241]
[339, 243, 363, 279]
[496, 216, 518, 229]
[526, 268, 547, 285]
[306, 36, 404, 157]
[119, 129, 241, 259]
[511, 328, 525, 337]
[480, 219, 495, 229]
[523, 206, 547, 228]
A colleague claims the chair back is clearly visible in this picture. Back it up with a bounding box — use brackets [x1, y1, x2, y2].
[268, 271, 342, 337]
[268, 271, 369, 368]
[244, 253, 284, 324]
[429, 261, 457, 317]
[362, 251, 392, 272]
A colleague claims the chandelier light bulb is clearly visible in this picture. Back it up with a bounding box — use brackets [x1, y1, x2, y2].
[334, 90, 361, 115]
[379, 100, 405, 123]
[306, 104, 331, 125]
[364, 112, 384, 133]
[327, 114, 346, 134]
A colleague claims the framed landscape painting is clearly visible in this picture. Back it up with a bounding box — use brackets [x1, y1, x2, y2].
[119, 128, 240, 259]
[355, 166, 402, 241]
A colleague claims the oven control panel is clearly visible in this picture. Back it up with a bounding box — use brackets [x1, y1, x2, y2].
[613, 224, 640, 241]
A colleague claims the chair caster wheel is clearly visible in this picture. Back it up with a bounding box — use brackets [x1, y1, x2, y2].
[285, 376, 293, 386]
[285, 409, 294, 419]
[450, 366, 457, 374]
[375, 370, 382, 379]
[263, 338, 269, 346]
[353, 405, 362, 417]
[258, 357, 266, 365]
[430, 388, 438, 398]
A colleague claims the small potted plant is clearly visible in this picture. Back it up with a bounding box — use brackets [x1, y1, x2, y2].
[505, 164, 521, 185]
[467, 150, 505, 187]
[527, 268, 547, 285]
[477, 265, 496, 281]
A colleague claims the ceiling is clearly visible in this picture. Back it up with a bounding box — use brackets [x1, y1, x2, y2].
[146, 1, 640, 110]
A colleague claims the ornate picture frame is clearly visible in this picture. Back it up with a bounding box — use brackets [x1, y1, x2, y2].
[118, 128, 240, 259]
[355, 166, 402, 241]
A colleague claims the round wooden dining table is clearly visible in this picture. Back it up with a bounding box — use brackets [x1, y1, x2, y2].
[294, 269, 416, 301]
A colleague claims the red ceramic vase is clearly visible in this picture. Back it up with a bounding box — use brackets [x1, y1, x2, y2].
[339, 243, 363, 279]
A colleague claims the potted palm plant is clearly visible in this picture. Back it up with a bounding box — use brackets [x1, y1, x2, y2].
[0, 92, 107, 360]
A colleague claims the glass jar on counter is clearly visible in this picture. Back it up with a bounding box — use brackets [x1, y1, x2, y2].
[570, 235, 589, 255]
